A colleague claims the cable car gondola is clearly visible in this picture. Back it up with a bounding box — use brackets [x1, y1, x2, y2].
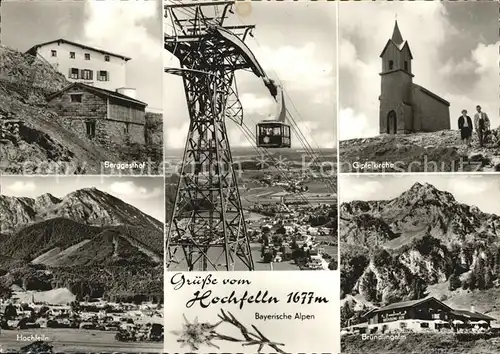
[256, 83, 291, 148]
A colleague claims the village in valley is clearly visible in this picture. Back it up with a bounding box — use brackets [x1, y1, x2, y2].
[166, 148, 338, 272]
[0, 175, 165, 353]
[0, 292, 163, 353]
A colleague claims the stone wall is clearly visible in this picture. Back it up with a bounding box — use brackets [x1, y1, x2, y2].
[48, 86, 146, 148]
[48, 86, 107, 147]
[105, 119, 145, 146]
[145, 112, 163, 146]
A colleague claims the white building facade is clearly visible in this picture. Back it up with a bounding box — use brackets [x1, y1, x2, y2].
[26, 39, 129, 91]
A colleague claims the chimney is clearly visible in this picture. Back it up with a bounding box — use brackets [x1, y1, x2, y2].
[116, 87, 137, 99]
[470, 305, 475, 313]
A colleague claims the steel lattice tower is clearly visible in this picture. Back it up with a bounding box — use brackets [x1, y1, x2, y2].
[164, 1, 258, 271]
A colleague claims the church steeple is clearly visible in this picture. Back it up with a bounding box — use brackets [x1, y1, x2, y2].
[391, 20, 404, 46]
[380, 19, 413, 75]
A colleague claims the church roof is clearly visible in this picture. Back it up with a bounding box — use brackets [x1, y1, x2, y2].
[392, 21, 404, 46]
[379, 21, 413, 59]
[413, 84, 450, 106]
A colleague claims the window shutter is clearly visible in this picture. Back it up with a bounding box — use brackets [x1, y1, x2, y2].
[106, 71, 110, 82]
[90, 70, 93, 80]
[68, 68, 72, 77]
[79, 69, 84, 79]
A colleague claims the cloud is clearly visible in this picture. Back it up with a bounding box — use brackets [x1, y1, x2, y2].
[295, 120, 336, 150]
[255, 43, 334, 96]
[339, 108, 377, 140]
[165, 121, 189, 150]
[82, 1, 159, 60]
[339, 178, 385, 202]
[447, 176, 491, 197]
[5, 181, 36, 193]
[108, 181, 162, 200]
[240, 93, 275, 117]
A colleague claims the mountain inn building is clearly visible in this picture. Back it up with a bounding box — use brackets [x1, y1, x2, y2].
[26, 38, 130, 91]
[344, 297, 495, 334]
[379, 21, 450, 134]
[47, 83, 147, 148]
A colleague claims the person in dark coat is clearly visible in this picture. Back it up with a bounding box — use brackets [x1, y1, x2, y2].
[458, 109, 473, 147]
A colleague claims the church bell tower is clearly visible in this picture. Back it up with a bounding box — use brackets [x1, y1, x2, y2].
[379, 20, 414, 134]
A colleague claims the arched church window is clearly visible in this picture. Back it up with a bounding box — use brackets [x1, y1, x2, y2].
[404, 61, 408, 71]
[388, 60, 394, 70]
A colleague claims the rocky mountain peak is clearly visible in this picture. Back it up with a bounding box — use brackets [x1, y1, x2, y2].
[1, 187, 161, 233]
[397, 182, 456, 206]
[34, 193, 61, 211]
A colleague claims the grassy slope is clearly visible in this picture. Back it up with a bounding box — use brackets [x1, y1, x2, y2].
[427, 281, 500, 320]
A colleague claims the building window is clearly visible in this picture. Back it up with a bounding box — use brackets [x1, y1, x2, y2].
[404, 61, 408, 71]
[81, 69, 93, 80]
[70, 94, 83, 103]
[69, 68, 79, 79]
[105, 55, 110, 62]
[84, 53, 91, 60]
[124, 123, 130, 134]
[388, 60, 394, 70]
[85, 121, 96, 139]
[97, 70, 109, 82]
[51, 50, 57, 57]
[69, 52, 75, 59]
[420, 322, 429, 328]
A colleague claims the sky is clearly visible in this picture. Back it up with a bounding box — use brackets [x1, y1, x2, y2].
[0, 176, 164, 222]
[339, 1, 499, 140]
[339, 174, 500, 216]
[1, 0, 163, 111]
[164, 1, 337, 149]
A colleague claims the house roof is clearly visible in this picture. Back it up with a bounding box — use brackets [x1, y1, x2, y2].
[413, 84, 450, 106]
[26, 39, 131, 61]
[451, 310, 496, 321]
[47, 83, 147, 107]
[362, 297, 496, 322]
[368, 297, 453, 315]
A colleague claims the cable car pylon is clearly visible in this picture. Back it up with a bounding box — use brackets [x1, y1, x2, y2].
[164, 1, 278, 271]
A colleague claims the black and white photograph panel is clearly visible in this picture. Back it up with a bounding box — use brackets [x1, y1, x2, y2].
[340, 174, 500, 354]
[0, 0, 163, 175]
[339, 1, 499, 173]
[164, 271, 340, 353]
[164, 0, 337, 272]
[0, 176, 164, 353]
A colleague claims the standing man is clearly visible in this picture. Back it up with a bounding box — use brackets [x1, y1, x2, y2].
[474, 105, 490, 147]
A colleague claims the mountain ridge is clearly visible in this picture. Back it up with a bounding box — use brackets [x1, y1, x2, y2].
[0, 187, 162, 233]
[341, 182, 500, 324]
[0, 187, 164, 300]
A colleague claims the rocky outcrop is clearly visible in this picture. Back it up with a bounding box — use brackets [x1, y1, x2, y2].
[340, 129, 500, 172]
[340, 182, 500, 306]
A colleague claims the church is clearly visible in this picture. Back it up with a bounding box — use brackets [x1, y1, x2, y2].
[379, 21, 450, 134]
